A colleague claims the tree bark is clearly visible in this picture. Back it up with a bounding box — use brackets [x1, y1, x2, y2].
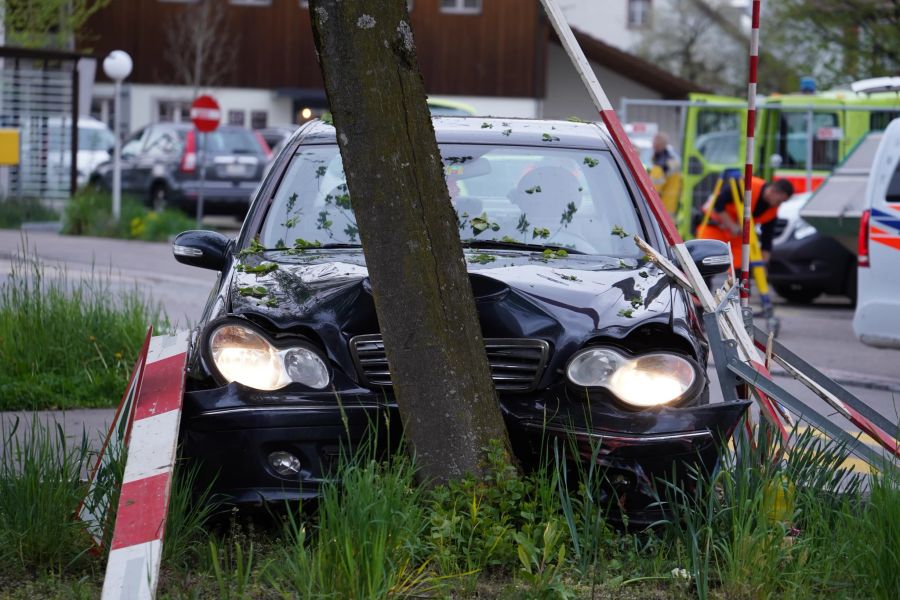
[309, 0, 511, 483]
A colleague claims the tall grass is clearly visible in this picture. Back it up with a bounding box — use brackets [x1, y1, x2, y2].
[0, 417, 95, 576]
[0, 244, 165, 410]
[0, 197, 59, 229]
[269, 450, 434, 599]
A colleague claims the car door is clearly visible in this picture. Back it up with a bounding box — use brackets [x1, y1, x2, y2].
[119, 128, 147, 192]
[133, 125, 182, 193]
[854, 119, 900, 347]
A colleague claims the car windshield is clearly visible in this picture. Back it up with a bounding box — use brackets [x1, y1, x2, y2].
[260, 144, 644, 257]
[79, 126, 115, 151]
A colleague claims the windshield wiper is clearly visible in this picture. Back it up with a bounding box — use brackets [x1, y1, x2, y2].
[463, 240, 585, 254]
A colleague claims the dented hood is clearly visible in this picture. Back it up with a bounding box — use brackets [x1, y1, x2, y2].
[224, 249, 702, 384]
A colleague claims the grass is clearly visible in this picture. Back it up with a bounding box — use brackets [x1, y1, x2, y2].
[62, 189, 196, 242]
[0, 243, 166, 410]
[0, 197, 59, 229]
[1, 417, 898, 598]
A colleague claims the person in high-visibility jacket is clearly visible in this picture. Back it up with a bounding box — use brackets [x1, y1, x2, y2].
[649, 133, 681, 216]
[696, 177, 794, 268]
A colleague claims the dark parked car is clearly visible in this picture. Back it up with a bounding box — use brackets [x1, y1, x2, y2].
[768, 194, 857, 304]
[91, 123, 269, 216]
[173, 117, 748, 521]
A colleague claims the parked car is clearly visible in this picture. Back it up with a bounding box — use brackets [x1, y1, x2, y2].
[256, 125, 298, 154]
[172, 117, 747, 521]
[854, 117, 900, 348]
[90, 123, 269, 216]
[46, 117, 116, 187]
[768, 191, 857, 304]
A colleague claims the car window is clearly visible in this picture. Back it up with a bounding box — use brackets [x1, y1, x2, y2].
[886, 163, 900, 203]
[144, 127, 182, 158]
[260, 144, 644, 257]
[777, 112, 839, 170]
[204, 129, 261, 154]
[695, 110, 740, 164]
[121, 130, 145, 157]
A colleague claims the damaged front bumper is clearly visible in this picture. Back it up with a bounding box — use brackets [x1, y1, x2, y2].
[181, 382, 749, 520]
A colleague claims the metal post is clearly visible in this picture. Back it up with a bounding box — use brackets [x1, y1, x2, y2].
[805, 106, 814, 193]
[70, 63, 79, 197]
[112, 79, 122, 221]
[196, 131, 206, 227]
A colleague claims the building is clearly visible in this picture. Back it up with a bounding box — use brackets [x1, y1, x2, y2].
[79, 0, 702, 135]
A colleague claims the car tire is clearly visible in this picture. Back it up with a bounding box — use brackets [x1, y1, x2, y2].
[774, 285, 820, 304]
[150, 183, 168, 212]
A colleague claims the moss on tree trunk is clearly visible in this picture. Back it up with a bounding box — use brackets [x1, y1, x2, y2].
[309, 0, 511, 483]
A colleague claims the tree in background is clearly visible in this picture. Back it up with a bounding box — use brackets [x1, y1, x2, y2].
[308, 0, 512, 484]
[762, 0, 900, 91]
[4, 0, 110, 50]
[634, 0, 749, 95]
[163, 0, 239, 93]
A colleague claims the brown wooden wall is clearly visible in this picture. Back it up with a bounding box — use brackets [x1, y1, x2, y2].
[81, 0, 546, 98]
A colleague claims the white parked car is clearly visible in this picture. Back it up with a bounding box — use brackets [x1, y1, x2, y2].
[853, 118, 900, 348]
[47, 116, 116, 187]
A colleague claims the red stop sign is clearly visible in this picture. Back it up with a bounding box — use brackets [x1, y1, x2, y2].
[190, 95, 221, 133]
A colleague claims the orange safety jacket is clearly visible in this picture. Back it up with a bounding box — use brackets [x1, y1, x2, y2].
[696, 177, 779, 268]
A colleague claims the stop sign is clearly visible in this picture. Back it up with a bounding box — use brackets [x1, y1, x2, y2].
[190, 95, 221, 133]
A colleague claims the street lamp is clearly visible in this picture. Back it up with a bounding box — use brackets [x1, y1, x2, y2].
[103, 50, 133, 222]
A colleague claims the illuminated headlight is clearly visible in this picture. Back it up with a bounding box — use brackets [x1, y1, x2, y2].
[208, 323, 330, 391]
[566, 347, 699, 408]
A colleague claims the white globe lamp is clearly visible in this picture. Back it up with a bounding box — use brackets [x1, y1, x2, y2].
[103, 50, 133, 221]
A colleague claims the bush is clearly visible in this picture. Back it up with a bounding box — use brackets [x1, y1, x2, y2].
[0, 197, 59, 229]
[0, 245, 166, 410]
[61, 189, 195, 242]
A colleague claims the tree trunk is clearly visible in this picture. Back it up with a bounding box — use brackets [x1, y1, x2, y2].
[309, 0, 511, 484]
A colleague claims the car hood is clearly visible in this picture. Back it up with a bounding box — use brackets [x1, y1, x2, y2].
[221, 249, 703, 386]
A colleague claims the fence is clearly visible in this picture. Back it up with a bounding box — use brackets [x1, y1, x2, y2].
[0, 46, 82, 202]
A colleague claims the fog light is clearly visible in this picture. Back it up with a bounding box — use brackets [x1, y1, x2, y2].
[269, 451, 301, 476]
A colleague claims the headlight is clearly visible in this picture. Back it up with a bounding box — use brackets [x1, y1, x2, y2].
[566, 347, 698, 408]
[208, 323, 330, 391]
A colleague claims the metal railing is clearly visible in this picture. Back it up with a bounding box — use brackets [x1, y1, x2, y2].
[0, 46, 82, 201]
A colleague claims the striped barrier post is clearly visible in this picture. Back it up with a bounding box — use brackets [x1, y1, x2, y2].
[740, 0, 762, 309]
[101, 331, 190, 600]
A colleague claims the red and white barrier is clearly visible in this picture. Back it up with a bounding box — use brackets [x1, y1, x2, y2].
[740, 0, 763, 308]
[101, 331, 190, 600]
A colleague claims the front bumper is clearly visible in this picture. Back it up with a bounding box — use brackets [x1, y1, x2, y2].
[769, 233, 853, 295]
[181, 382, 749, 519]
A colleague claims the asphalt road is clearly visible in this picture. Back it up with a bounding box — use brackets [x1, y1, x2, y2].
[2, 231, 898, 464]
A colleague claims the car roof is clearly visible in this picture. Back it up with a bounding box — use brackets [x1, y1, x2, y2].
[296, 116, 613, 150]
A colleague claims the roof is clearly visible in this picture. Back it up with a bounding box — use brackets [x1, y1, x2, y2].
[298, 116, 613, 150]
[549, 28, 705, 99]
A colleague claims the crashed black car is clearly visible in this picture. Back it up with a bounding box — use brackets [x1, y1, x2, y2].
[173, 117, 748, 519]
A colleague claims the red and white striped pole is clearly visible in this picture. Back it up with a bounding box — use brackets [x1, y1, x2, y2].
[740, 0, 763, 309]
[539, 0, 682, 246]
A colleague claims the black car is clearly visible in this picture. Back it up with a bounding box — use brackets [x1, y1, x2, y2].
[173, 117, 748, 520]
[91, 123, 269, 216]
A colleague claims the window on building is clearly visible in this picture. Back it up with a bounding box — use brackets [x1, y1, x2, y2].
[157, 100, 191, 123]
[230, 0, 272, 6]
[440, 0, 481, 15]
[627, 0, 651, 29]
[228, 110, 246, 126]
[251, 111, 268, 129]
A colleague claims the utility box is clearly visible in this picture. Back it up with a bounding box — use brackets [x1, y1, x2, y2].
[0, 129, 21, 166]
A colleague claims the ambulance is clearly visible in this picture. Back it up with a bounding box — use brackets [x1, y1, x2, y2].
[677, 79, 900, 238]
[853, 117, 900, 348]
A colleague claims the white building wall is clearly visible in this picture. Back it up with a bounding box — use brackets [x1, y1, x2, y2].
[428, 95, 541, 118]
[94, 83, 294, 135]
[542, 44, 663, 121]
[560, 0, 643, 51]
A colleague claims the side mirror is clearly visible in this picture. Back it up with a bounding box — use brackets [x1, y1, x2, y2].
[685, 238, 732, 278]
[173, 230, 231, 271]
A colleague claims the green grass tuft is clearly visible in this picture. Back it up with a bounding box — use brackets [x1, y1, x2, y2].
[62, 189, 196, 242]
[0, 197, 59, 229]
[0, 244, 166, 410]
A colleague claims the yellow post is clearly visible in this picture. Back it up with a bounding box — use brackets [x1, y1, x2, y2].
[0, 129, 21, 166]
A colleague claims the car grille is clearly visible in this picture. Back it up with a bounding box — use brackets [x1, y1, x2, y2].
[348, 334, 550, 392]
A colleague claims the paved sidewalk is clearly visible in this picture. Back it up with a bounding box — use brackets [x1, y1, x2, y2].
[0, 229, 219, 326]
